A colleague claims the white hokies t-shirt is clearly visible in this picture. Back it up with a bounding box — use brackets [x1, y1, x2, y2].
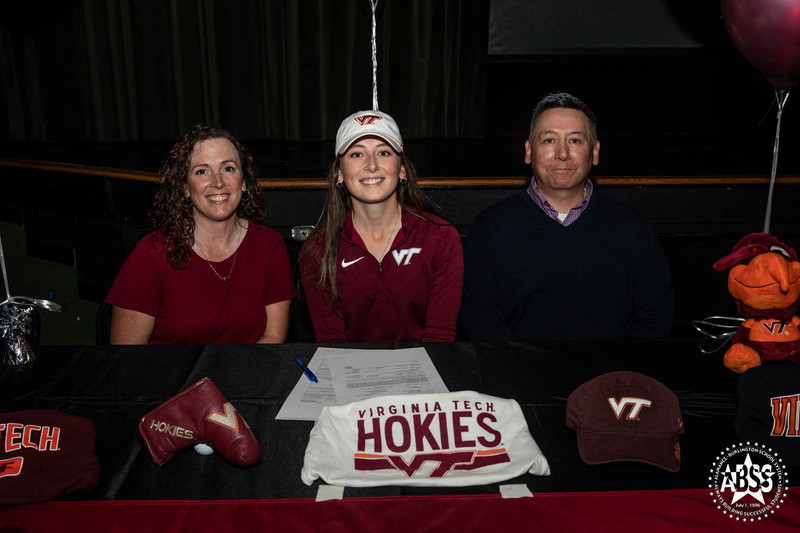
[301, 391, 550, 487]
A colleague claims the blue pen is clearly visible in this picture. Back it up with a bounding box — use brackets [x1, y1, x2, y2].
[295, 357, 318, 383]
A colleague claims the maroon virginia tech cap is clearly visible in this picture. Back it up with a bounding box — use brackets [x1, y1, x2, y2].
[566, 371, 685, 472]
[0, 410, 99, 505]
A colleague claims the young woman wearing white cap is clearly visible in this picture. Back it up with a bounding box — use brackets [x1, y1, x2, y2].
[299, 110, 463, 343]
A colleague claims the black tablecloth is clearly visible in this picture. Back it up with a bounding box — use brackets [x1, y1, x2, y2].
[0, 340, 778, 501]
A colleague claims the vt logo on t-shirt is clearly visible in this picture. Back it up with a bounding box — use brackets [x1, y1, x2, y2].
[392, 248, 422, 266]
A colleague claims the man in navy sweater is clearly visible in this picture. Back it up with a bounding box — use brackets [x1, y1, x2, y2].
[461, 93, 674, 341]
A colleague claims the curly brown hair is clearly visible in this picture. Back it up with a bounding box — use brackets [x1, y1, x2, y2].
[299, 151, 438, 308]
[148, 124, 265, 269]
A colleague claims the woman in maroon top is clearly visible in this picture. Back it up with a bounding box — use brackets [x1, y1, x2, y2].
[299, 111, 463, 343]
[106, 125, 295, 344]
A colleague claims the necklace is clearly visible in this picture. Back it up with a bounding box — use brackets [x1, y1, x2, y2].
[206, 251, 237, 281]
[200, 222, 243, 281]
[378, 212, 402, 262]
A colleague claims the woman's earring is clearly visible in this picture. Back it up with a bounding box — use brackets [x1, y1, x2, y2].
[242, 189, 252, 200]
[399, 175, 408, 184]
[336, 181, 344, 188]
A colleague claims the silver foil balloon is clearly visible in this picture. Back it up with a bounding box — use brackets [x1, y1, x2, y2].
[1, 302, 35, 366]
[1, 234, 61, 366]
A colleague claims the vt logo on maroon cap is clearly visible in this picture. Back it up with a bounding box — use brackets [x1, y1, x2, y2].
[608, 397, 652, 420]
[566, 371, 685, 472]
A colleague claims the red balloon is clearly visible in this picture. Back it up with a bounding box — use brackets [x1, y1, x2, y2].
[722, 0, 800, 88]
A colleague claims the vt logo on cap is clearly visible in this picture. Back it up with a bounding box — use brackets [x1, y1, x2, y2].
[354, 115, 382, 126]
[608, 397, 652, 419]
[566, 371, 685, 472]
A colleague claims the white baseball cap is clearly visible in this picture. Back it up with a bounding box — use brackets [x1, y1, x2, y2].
[335, 110, 403, 156]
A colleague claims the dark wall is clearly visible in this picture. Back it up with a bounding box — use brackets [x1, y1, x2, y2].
[483, 51, 800, 176]
[488, 1, 729, 52]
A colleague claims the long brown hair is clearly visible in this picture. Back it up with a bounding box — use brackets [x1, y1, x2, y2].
[148, 124, 265, 269]
[299, 152, 438, 307]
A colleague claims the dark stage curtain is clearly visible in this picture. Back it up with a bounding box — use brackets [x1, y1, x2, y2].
[0, 0, 489, 142]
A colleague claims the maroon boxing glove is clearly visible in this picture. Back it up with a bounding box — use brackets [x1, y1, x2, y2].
[138, 377, 261, 467]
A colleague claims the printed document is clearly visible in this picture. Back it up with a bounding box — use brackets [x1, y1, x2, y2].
[276, 347, 448, 421]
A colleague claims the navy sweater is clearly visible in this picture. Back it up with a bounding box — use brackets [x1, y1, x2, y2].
[461, 191, 674, 341]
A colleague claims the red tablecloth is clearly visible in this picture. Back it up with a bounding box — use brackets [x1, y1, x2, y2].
[2, 488, 798, 532]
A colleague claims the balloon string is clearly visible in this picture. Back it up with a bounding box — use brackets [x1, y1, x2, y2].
[691, 315, 743, 355]
[370, 0, 380, 111]
[0, 234, 61, 313]
[0, 235, 12, 301]
[764, 87, 791, 233]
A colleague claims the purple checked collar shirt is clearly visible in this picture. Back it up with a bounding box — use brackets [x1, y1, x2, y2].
[526, 176, 593, 226]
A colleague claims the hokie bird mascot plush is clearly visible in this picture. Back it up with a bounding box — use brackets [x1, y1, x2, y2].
[713, 233, 800, 373]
